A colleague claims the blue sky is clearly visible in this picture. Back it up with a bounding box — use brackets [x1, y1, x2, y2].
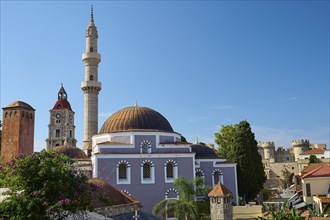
[1, 1, 329, 152]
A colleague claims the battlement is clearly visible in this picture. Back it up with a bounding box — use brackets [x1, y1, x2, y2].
[292, 139, 310, 145]
[258, 142, 275, 148]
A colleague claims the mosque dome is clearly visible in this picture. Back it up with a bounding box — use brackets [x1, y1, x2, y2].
[191, 144, 220, 159]
[99, 105, 174, 134]
[53, 144, 89, 159]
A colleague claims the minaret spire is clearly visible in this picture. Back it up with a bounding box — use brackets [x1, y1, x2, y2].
[82, 7, 102, 156]
[90, 5, 94, 23]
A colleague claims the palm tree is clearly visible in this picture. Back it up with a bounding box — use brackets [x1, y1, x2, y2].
[153, 177, 198, 220]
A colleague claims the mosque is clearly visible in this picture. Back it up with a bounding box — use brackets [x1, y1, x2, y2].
[1, 8, 238, 215]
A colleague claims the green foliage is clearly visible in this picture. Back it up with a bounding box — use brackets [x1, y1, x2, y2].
[258, 201, 304, 220]
[308, 155, 321, 164]
[215, 120, 266, 203]
[261, 188, 272, 201]
[0, 150, 92, 219]
[214, 124, 236, 159]
[153, 177, 209, 220]
[181, 136, 187, 142]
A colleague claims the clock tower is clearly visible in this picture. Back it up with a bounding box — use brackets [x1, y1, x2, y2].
[46, 85, 77, 150]
[81, 6, 101, 156]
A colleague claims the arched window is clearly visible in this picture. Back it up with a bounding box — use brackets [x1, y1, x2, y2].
[141, 160, 155, 184]
[212, 169, 223, 187]
[165, 160, 178, 182]
[30, 113, 33, 119]
[55, 129, 60, 137]
[166, 163, 174, 178]
[196, 169, 204, 178]
[22, 112, 24, 118]
[140, 140, 151, 153]
[10, 112, 12, 117]
[143, 163, 151, 179]
[69, 130, 72, 138]
[90, 47, 93, 52]
[5, 112, 8, 118]
[89, 75, 94, 81]
[117, 160, 130, 184]
[165, 188, 179, 219]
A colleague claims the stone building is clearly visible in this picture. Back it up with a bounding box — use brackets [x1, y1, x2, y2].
[258, 140, 328, 191]
[46, 85, 77, 150]
[1, 101, 35, 163]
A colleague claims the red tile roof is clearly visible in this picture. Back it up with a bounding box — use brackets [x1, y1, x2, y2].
[301, 163, 330, 179]
[301, 163, 328, 175]
[300, 148, 325, 155]
[208, 182, 232, 197]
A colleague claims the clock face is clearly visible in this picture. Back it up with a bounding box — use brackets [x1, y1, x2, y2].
[56, 113, 61, 119]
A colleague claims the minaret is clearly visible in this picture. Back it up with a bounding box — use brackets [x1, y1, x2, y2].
[81, 6, 101, 156]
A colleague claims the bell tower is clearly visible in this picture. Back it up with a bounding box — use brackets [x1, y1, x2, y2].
[81, 6, 101, 156]
[46, 85, 77, 150]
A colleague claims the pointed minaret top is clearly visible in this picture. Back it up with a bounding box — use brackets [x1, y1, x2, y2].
[134, 100, 138, 107]
[90, 5, 94, 23]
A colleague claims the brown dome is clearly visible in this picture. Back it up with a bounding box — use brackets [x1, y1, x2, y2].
[53, 144, 89, 159]
[99, 105, 174, 133]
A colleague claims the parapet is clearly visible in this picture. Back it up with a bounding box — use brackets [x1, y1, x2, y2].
[292, 139, 310, 145]
[258, 142, 275, 148]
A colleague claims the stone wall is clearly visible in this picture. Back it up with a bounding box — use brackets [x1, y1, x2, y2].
[264, 162, 298, 190]
[94, 203, 140, 217]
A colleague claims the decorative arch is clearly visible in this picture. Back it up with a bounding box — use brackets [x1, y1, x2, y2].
[165, 160, 178, 182]
[212, 169, 223, 186]
[121, 189, 131, 196]
[117, 160, 131, 184]
[196, 168, 205, 178]
[141, 160, 155, 184]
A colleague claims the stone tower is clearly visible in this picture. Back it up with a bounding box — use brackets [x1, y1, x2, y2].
[46, 85, 77, 150]
[1, 101, 35, 163]
[208, 182, 233, 220]
[292, 139, 310, 161]
[81, 6, 101, 156]
[258, 141, 276, 163]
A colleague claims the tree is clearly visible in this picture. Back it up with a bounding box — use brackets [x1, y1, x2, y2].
[214, 124, 236, 159]
[153, 177, 200, 220]
[258, 200, 304, 220]
[308, 155, 321, 164]
[0, 120, 2, 153]
[215, 120, 266, 204]
[0, 150, 92, 219]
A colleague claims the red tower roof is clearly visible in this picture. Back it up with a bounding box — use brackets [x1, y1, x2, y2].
[51, 85, 72, 111]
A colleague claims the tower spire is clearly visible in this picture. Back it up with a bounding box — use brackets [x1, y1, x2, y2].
[90, 5, 94, 23]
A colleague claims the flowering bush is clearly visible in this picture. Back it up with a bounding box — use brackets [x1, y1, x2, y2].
[0, 150, 92, 219]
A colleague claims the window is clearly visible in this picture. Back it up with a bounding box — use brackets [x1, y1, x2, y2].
[306, 183, 311, 197]
[196, 169, 204, 178]
[167, 163, 174, 178]
[140, 140, 151, 153]
[22, 112, 24, 118]
[212, 169, 223, 187]
[56, 119, 61, 124]
[89, 75, 94, 81]
[55, 129, 60, 137]
[143, 163, 151, 179]
[141, 160, 155, 184]
[69, 130, 72, 138]
[5, 112, 8, 118]
[116, 160, 130, 184]
[165, 160, 178, 183]
[90, 47, 93, 52]
[165, 188, 179, 220]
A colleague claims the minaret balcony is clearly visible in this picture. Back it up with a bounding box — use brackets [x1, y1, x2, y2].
[81, 81, 102, 89]
[82, 52, 101, 61]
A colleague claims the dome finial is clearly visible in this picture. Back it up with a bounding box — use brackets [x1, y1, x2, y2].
[90, 5, 94, 22]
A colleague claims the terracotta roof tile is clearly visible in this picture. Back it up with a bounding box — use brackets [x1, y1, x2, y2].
[208, 182, 232, 197]
[320, 197, 330, 203]
[301, 163, 330, 179]
[301, 163, 328, 175]
[300, 148, 325, 155]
